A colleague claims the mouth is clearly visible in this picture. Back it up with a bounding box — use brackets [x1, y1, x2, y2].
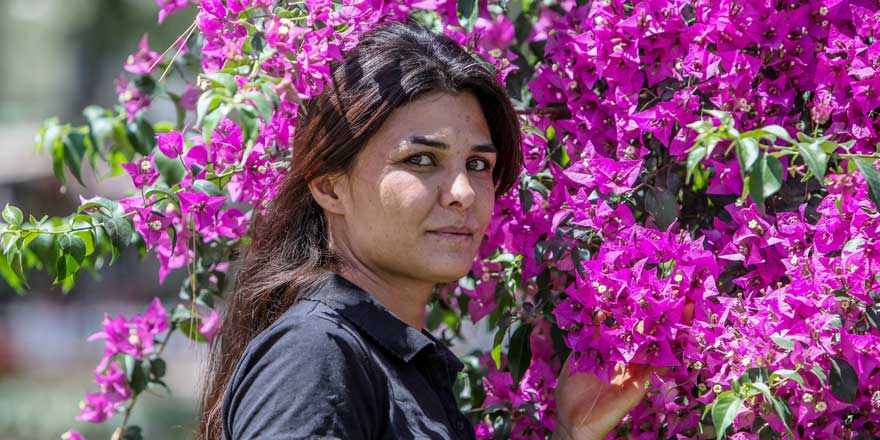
[426, 227, 475, 242]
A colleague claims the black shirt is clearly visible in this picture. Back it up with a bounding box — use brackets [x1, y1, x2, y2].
[221, 273, 476, 440]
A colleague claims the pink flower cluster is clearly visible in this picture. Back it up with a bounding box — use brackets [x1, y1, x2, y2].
[475, 320, 561, 439]
[76, 298, 168, 423]
[443, 0, 880, 437]
[120, 120, 264, 282]
[89, 0, 880, 437]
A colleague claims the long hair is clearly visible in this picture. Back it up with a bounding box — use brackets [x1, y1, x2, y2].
[197, 19, 523, 439]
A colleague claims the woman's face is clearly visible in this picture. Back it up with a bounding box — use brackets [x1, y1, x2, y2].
[324, 91, 498, 284]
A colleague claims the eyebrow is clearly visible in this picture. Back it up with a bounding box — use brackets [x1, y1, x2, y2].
[406, 135, 497, 153]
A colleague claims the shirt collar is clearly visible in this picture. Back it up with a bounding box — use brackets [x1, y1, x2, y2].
[300, 273, 463, 374]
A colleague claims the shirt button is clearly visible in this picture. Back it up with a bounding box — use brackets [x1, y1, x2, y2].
[455, 418, 465, 431]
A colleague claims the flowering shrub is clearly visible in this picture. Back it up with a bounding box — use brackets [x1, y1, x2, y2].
[2, 0, 879, 439]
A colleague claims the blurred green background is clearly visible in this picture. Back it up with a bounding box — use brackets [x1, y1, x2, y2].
[0, 1, 201, 439]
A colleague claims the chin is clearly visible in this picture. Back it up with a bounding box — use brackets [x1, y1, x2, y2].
[419, 260, 474, 283]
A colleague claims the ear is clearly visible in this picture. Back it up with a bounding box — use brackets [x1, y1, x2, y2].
[308, 173, 349, 216]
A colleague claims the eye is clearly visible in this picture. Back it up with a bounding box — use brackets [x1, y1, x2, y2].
[406, 153, 436, 167]
[467, 158, 492, 172]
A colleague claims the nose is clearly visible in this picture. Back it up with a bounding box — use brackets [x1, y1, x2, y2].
[440, 168, 475, 210]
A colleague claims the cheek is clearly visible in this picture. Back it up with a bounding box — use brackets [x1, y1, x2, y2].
[376, 171, 434, 222]
[473, 180, 496, 228]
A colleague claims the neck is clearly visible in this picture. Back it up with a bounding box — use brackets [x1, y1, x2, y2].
[337, 265, 434, 330]
[327, 217, 436, 329]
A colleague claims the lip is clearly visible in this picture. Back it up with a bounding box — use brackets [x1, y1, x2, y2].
[430, 226, 474, 235]
[426, 226, 475, 243]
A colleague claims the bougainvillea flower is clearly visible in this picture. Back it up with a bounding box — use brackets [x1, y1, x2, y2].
[120, 154, 159, 189]
[123, 34, 160, 75]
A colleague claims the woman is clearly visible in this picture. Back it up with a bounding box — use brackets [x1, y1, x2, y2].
[198, 19, 654, 440]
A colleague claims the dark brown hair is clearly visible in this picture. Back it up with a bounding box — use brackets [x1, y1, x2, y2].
[197, 18, 523, 439]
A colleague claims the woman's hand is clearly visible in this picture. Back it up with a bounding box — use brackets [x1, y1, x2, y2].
[552, 356, 654, 440]
[552, 302, 695, 440]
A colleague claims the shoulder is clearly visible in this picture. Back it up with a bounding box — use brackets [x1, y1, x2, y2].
[222, 297, 388, 439]
[234, 297, 377, 381]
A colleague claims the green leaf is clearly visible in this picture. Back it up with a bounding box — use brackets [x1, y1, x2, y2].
[191, 179, 223, 196]
[508, 323, 533, 384]
[736, 138, 760, 176]
[770, 331, 794, 352]
[5, 248, 28, 289]
[78, 196, 121, 217]
[489, 252, 517, 264]
[144, 186, 181, 207]
[819, 140, 840, 154]
[843, 238, 865, 253]
[741, 367, 770, 385]
[54, 254, 80, 284]
[798, 140, 828, 184]
[62, 132, 88, 187]
[246, 91, 274, 123]
[751, 125, 794, 144]
[240, 106, 261, 144]
[196, 289, 215, 308]
[644, 186, 678, 230]
[686, 145, 707, 183]
[250, 31, 266, 54]
[545, 125, 556, 142]
[20, 230, 40, 250]
[829, 357, 858, 403]
[762, 154, 784, 198]
[456, 0, 479, 32]
[526, 176, 549, 197]
[102, 216, 133, 264]
[853, 157, 880, 211]
[2, 204, 23, 227]
[1, 232, 19, 255]
[519, 187, 534, 212]
[36, 117, 63, 153]
[149, 356, 166, 379]
[51, 129, 67, 186]
[28, 214, 48, 227]
[196, 91, 222, 126]
[204, 72, 238, 95]
[170, 305, 195, 322]
[747, 174, 762, 207]
[704, 109, 734, 127]
[749, 154, 783, 208]
[56, 233, 86, 265]
[74, 230, 95, 257]
[492, 411, 512, 440]
[154, 154, 186, 186]
[120, 425, 144, 440]
[178, 317, 208, 342]
[747, 382, 794, 438]
[125, 118, 155, 156]
[771, 369, 806, 389]
[167, 225, 177, 255]
[261, 82, 280, 109]
[131, 359, 149, 395]
[491, 318, 510, 369]
[87, 114, 115, 153]
[550, 144, 570, 168]
[866, 304, 880, 332]
[711, 392, 743, 440]
[810, 364, 827, 387]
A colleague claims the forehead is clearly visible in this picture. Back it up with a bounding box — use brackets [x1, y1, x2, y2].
[370, 91, 493, 149]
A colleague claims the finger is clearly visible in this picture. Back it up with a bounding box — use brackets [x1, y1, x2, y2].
[682, 300, 695, 325]
[590, 310, 607, 339]
[618, 363, 653, 405]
